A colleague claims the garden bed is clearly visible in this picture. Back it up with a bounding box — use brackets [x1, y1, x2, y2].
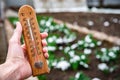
[8, 12, 120, 80]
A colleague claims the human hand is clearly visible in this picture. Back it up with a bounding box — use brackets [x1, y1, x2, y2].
[6, 22, 48, 79]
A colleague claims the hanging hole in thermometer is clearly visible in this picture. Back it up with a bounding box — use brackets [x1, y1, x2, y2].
[18, 5, 49, 76]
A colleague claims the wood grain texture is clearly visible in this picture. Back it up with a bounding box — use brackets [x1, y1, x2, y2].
[18, 5, 49, 76]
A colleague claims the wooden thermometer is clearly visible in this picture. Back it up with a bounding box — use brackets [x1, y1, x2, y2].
[18, 5, 49, 76]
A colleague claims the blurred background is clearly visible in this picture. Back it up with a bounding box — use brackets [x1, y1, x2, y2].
[0, 0, 120, 80]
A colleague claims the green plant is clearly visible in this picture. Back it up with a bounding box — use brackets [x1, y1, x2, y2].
[96, 47, 120, 73]
[37, 75, 46, 80]
[95, 47, 120, 62]
[69, 72, 91, 80]
[8, 16, 120, 79]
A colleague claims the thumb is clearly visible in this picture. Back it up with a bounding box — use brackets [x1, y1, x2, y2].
[9, 22, 22, 45]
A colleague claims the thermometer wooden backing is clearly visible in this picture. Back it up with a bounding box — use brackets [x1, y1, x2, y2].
[18, 5, 49, 76]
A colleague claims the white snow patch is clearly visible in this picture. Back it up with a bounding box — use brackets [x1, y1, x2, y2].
[103, 21, 110, 27]
[88, 21, 94, 26]
[112, 18, 118, 23]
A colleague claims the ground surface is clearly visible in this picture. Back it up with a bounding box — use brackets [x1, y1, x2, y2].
[38, 12, 120, 80]
[5, 12, 120, 80]
[39, 12, 120, 37]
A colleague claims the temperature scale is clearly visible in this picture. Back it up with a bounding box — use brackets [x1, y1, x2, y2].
[18, 5, 49, 76]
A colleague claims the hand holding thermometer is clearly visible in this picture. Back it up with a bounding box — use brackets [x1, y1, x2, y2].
[18, 5, 49, 76]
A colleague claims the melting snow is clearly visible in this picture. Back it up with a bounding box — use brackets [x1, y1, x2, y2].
[103, 21, 110, 27]
[88, 21, 94, 26]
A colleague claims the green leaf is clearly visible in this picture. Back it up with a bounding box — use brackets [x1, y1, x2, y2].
[37, 75, 46, 80]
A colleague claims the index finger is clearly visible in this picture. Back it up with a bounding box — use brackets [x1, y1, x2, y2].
[40, 32, 48, 39]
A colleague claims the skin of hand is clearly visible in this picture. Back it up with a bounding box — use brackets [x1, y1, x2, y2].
[0, 22, 49, 80]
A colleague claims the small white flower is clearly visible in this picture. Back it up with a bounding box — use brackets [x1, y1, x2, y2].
[84, 48, 92, 54]
[64, 29, 69, 34]
[63, 35, 76, 43]
[97, 41, 102, 46]
[68, 50, 75, 57]
[78, 40, 84, 45]
[46, 21, 51, 26]
[52, 36, 57, 40]
[40, 20, 46, 25]
[101, 53, 110, 62]
[56, 37, 63, 44]
[98, 63, 108, 71]
[101, 48, 107, 53]
[84, 43, 89, 47]
[92, 77, 101, 80]
[71, 43, 78, 49]
[44, 28, 49, 32]
[108, 52, 116, 58]
[48, 46, 56, 51]
[52, 61, 57, 66]
[79, 62, 89, 68]
[85, 35, 92, 43]
[64, 47, 70, 53]
[74, 55, 80, 61]
[59, 46, 63, 50]
[70, 55, 80, 63]
[89, 43, 95, 48]
[83, 64, 89, 68]
[50, 26, 54, 30]
[109, 67, 115, 72]
[112, 46, 119, 51]
[96, 55, 100, 59]
[55, 61, 70, 71]
[80, 61, 84, 65]
[48, 37, 54, 43]
[81, 55, 86, 60]
[75, 72, 80, 79]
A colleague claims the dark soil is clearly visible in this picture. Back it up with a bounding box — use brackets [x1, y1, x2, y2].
[38, 12, 120, 37]
[45, 32, 120, 80]
[37, 12, 120, 80]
